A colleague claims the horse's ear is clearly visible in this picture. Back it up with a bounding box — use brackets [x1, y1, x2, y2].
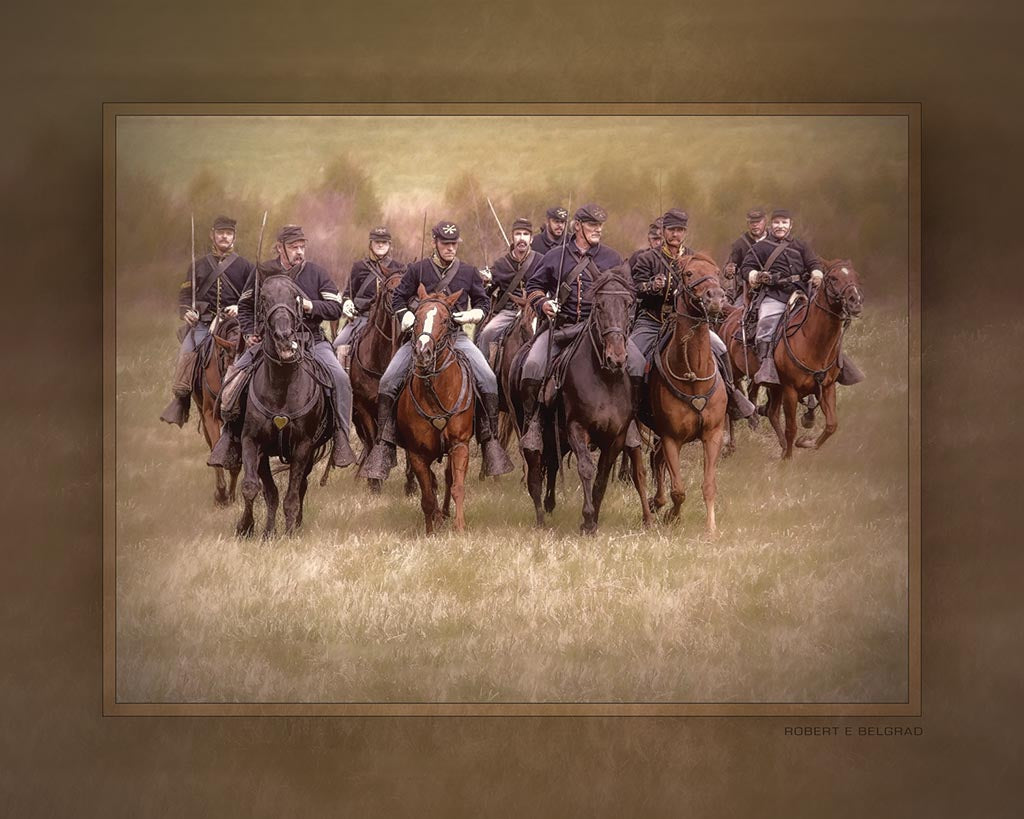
[446, 289, 463, 306]
[417, 282, 428, 299]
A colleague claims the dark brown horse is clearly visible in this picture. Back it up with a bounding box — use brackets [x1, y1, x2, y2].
[647, 253, 729, 534]
[397, 285, 476, 534]
[348, 269, 405, 493]
[194, 315, 242, 505]
[764, 259, 864, 459]
[515, 267, 651, 534]
[236, 275, 332, 538]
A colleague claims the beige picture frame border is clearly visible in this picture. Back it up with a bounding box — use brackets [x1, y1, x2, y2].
[102, 102, 921, 717]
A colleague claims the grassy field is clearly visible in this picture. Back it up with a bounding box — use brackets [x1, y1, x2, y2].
[115, 288, 909, 704]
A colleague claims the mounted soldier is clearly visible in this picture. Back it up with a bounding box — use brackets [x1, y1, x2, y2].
[629, 208, 754, 421]
[627, 218, 664, 269]
[209, 224, 357, 469]
[518, 203, 646, 451]
[334, 225, 404, 368]
[530, 205, 568, 254]
[160, 215, 254, 427]
[740, 209, 864, 386]
[723, 208, 768, 305]
[475, 217, 544, 365]
[359, 219, 515, 480]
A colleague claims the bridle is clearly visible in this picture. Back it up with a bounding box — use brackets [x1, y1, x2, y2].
[814, 261, 863, 322]
[353, 270, 403, 376]
[259, 278, 313, 366]
[585, 275, 634, 371]
[409, 297, 473, 430]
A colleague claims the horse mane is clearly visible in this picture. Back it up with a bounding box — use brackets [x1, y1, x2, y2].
[591, 265, 636, 294]
[686, 250, 721, 269]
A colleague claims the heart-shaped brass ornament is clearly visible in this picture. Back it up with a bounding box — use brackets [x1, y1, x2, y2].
[273, 415, 289, 429]
[432, 417, 448, 430]
[690, 396, 707, 412]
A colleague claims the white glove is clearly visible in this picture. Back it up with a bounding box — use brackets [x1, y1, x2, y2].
[748, 270, 760, 288]
[478, 267, 493, 284]
[810, 269, 824, 286]
[342, 299, 357, 318]
[453, 308, 484, 325]
[400, 310, 415, 332]
[183, 308, 199, 326]
[542, 299, 560, 318]
[301, 298, 313, 315]
[224, 304, 238, 317]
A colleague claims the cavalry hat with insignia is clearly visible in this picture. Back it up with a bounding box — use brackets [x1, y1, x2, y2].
[369, 226, 392, 241]
[661, 208, 688, 229]
[746, 208, 766, 221]
[212, 215, 237, 231]
[431, 220, 460, 241]
[511, 217, 533, 233]
[575, 203, 608, 224]
[277, 224, 306, 244]
[770, 208, 792, 219]
[546, 206, 569, 221]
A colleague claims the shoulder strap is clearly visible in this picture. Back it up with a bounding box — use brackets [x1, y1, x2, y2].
[556, 254, 592, 305]
[431, 257, 463, 294]
[194, 253, 238, 302]
[491, 251, 539, 315]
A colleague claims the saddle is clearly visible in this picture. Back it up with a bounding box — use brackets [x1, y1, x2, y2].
[540, 322, 588, 405]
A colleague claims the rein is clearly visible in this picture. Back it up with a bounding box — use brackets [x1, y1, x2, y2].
[353, 273, 403, 377]
[779, 266, 860, 385]
[408, 299, 474, 431]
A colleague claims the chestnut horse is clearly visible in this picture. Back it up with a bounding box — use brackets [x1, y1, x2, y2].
[489, 294, 539, 467]
[194, 314, 242, 505]
[514, 267, 651, 534]
[764, 259, 864, 459]
[348, 269, 406, 493]
[647, 253, 729, 534]
[398, 285, 476, 534]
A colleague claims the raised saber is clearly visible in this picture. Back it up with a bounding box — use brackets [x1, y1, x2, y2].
[486, 197, 510, 248]
[253, 210, 268, 332]
[188, 212, 196, 343]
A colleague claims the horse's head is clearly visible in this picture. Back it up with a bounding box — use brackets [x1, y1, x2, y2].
[259, 274, 307, 363]
[821, 260, 864, 319]
[675, 253, 728, 321]
[721, 262, 741, 302]
[589, 266, 636, 371]
[413, 283, 461, 365]
[510, 294, 539, 341]
[213, 314, 241, 355]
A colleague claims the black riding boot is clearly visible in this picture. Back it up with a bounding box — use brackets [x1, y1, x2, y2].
[159, 395, 191, 427]
[478, 393, 515, 476]
[626, 376, 644, 447]
[715, 347, 756, 420]
[207, 422, 242, 470]
[837, 352, 866, 385]
[331, 424, 357, 468]
[358, 395, 397, 480]
[754, 340, 779, 385]
[519, 378, 544, 452]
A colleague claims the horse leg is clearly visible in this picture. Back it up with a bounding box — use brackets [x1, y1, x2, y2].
[766, 386, 786, 449]
[627, 444, 653, 527]
[450, 442, 470, 532]
[298, 472, 309, 528]
[543, 419, 559, 515]
[650, 440, 668, 511]
[722, 415, 735, 459]
[283, 442, 313, 534]
[701, 427, 725, 536]
[661, 437, 687, 523]
[404, 454, 417, 497]
[801, 382, 838, 450]
[443, 453, 454, 518]
[524, 448, 546, 527]
[591, 445, 618, 532]
[408, 453, 439, 535]
[567, 421, 597, 535]
[259, 453, 278, 540]
[236, 438, 259, 538]
[781, 385, 799, 460]
[228, 466, 240, 503]
[617, 450, 631, 483]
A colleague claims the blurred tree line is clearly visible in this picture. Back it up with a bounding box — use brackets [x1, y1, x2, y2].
[118, 153, 907, 306]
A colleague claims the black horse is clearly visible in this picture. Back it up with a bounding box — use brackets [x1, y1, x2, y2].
[236, 275, 333, 538]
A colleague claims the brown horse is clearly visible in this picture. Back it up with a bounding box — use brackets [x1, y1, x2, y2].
[515, 267, 651, 534]
[764, 259, 864, 459]
[348, 269, 405, 493]
[486, 294, 539, 471]
[647, 253, 729, 534]
[397, 285, 476, 534]
[193, 315, 242, 506]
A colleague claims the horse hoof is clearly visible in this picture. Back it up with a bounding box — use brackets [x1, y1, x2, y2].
[236, 524, 254, 539]
[215, 494, 231, 508]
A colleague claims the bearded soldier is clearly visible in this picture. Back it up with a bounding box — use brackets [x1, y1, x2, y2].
[723, 208, 768, 304]
[209, 225, 357, 469]
[519, 203, 646, 450]
[629, 208, 754, 420]
[475, 217, 544, 363]
[160, 215, 254, 428]
[334, 225, 404, 365]
[741, 209, 864, 386]
[359, 220, 515, 480]
[531, 205, 569, 254]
